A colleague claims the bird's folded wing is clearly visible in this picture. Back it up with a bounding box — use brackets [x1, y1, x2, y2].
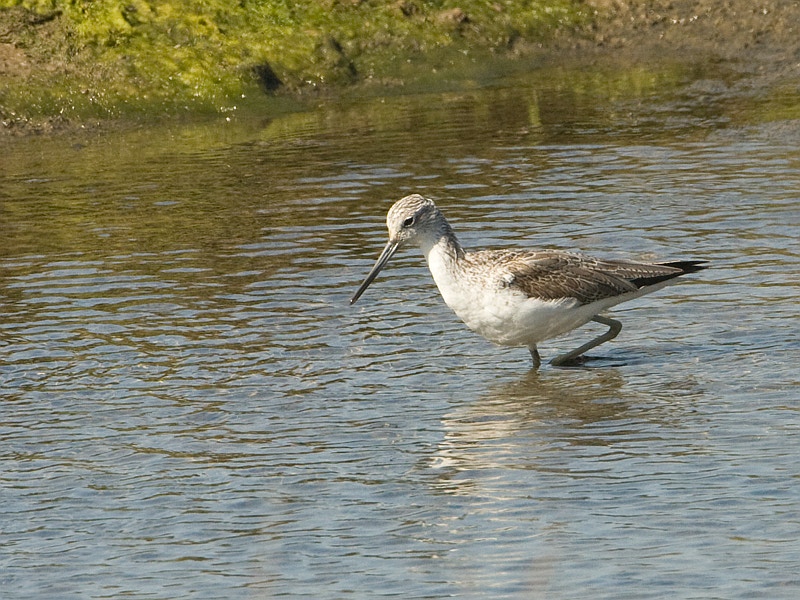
[494, 251, 645, 304]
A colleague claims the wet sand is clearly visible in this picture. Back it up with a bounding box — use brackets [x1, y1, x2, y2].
[565, 0, 800, 84]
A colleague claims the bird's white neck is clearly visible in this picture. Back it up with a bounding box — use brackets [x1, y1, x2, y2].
[418, 219, 464, 264]
[418, 225, 467, 308]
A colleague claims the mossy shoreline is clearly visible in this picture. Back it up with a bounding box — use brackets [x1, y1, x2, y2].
[0, 0, 588, 132]
[3, 0, 799, 135]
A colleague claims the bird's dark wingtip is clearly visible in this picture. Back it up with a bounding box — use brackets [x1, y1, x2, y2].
[661, 260, 710, 275]
[630, 260, 709, 288]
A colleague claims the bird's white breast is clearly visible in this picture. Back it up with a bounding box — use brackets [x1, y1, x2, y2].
[425, 244, 593, 347]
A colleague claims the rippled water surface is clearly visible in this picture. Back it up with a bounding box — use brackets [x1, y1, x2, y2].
[2, 67, 799, 599]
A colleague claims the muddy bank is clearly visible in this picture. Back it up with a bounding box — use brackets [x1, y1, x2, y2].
[1, 0, 799, 134]
[569, 0, 800, 83]
[0, 0, 584, 133]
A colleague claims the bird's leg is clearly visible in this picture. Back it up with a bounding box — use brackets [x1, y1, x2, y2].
[550, 315, 623, 366]
[529, 345, 541, 369]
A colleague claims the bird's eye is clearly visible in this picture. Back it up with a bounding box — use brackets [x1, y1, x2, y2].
[402, 216, 415, 228]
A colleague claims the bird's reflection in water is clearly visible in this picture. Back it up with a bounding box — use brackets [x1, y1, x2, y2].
[425, 368, 633, 496]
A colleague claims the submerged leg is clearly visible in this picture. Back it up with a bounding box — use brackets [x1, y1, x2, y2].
[550, 315, 623, 367]
[529, 345, 541, 369]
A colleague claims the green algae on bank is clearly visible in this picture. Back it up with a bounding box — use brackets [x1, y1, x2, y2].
[0, 0, 588, 129]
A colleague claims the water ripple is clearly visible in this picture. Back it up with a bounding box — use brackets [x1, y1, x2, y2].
[2, 71, 799, 599]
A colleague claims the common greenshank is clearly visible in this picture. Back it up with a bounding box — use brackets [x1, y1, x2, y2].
[351, 194, 707, 368]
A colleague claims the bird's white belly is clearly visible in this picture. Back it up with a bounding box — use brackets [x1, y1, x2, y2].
[436, 278, 596, 348]
[424, 242, 631, 348]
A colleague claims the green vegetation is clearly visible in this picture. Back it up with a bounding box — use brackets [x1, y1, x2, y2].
[0, 0, 588, 127]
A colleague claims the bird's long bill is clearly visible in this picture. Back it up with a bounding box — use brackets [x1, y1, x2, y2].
[350, 240, 400, 304]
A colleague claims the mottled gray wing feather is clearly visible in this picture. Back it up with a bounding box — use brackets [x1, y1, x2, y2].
[469, 250, 684, 305]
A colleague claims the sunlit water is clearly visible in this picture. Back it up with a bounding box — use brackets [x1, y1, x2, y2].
[2, 66, 799, 599]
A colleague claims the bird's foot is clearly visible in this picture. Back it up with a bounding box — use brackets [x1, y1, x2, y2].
[550, 354, 625, 368]
[550, 354, 590, 367]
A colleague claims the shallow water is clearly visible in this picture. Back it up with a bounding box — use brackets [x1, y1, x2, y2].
[1, 66, 799, 599]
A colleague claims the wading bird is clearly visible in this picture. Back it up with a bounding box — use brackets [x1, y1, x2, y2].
[351, 194, 707, 368]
